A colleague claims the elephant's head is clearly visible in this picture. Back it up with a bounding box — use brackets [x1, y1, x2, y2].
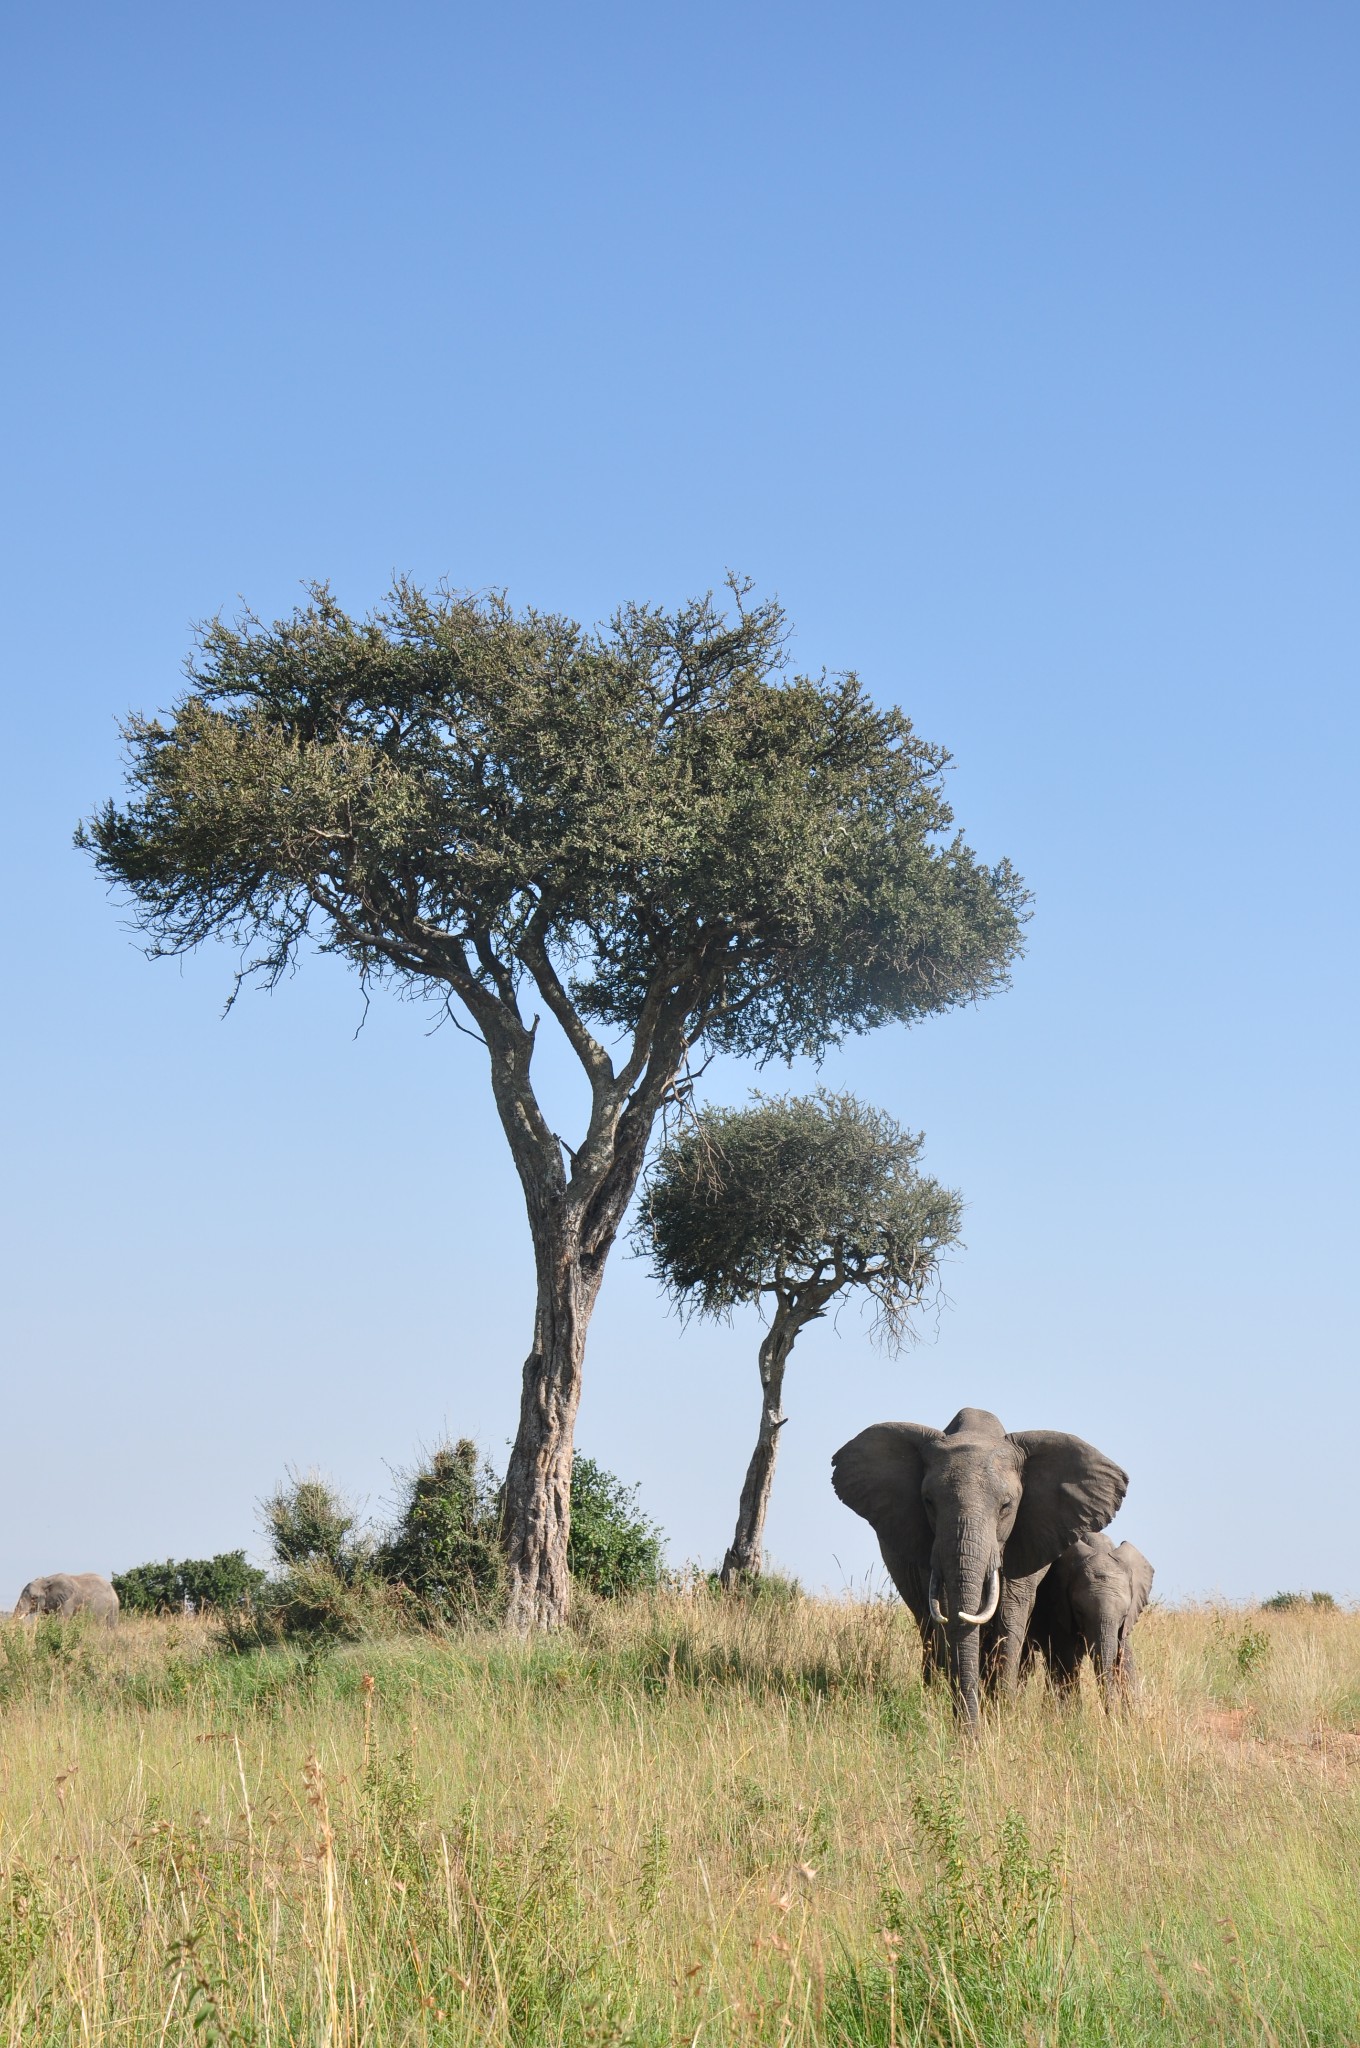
[14, 1576, 67, 1619]
[1059, 1534, 1155, 1677]
[832, 1407, 1127, 1721]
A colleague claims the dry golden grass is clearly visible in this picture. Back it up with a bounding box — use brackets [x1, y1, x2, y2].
[0, 1596, 1356, 2044]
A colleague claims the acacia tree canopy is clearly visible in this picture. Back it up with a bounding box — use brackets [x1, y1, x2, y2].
[642, 1090, 964, 1340]
[640, 1091, 964, 1582]
[80, 578, 1025, 1628]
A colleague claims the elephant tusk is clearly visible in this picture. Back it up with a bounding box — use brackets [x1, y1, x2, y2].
[928, 1561, 947, 1627]
[957, 1564, 1000, 1627]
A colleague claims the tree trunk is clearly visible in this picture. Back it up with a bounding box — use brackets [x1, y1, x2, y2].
[720, 1313, 796, 1588]
[500, 1223, 606, 1633]
[474, 964, 698, 1633]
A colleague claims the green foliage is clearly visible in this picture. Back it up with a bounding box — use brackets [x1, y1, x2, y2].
[567, 1456, 664, 1598]
[262, 1471, 369, 1580]
[226, 1473, 383, 1646]
[80, 578, 1024, 1624]
[639, 1090, 963, 1346]
[1235, 1624, 1271, 1677]
[113, 1553, 266, 1615]
[702, 1567, 804, 1606]
[221, 1444, 662, 1642]
[79, 580, 1026, 1067]
[221, 1562, 395, 1651]
[908, 1787, 1065, 2025]
[831, 1787, 1070, 2045]
[375, 1440, 504, 1622]
[1262, 1589, 1337, 1611]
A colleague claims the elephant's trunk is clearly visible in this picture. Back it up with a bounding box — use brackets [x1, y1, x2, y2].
[1096, 1620, 1122, 1706]
[958, 1563, 1000, 1626]
[938, 1521, 997, 1727]
[939, 1522, 998, 1629]
[949, 1613, 983, 1731]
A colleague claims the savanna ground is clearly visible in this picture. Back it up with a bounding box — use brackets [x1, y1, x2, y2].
[0, 1596, 1357, 2046]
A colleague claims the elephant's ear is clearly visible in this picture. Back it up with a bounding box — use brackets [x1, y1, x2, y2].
[1119, 1544, 1155, 1623]
[831, 1423, 941, 1580]
[1003, 1432, 1128, 1578]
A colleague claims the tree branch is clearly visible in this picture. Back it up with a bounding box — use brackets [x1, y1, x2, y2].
[520, 910, 615, 1090]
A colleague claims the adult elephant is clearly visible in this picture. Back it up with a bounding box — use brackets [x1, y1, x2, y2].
[14, 1574, 120, 1626]
[832, 1407, 1127, 1728]
[1025, 1532, 1154, 1703]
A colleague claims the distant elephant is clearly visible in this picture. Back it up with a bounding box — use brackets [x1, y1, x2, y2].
[832, 1407, 1127, 1728]
[13, 1574, 120, 1627]
[1024, 1531, 1153, 1703]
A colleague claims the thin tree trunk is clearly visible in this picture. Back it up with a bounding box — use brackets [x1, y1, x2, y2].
[720, 1312, 797, 1588]
[500, 1223, 606, 1633]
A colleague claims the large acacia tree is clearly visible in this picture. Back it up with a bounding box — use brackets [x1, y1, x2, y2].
[640, 1092, 964, 1586]
[80, 578, 1027, 1629]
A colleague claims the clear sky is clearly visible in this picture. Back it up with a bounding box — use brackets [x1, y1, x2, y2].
[2, 3, 1356, 1606]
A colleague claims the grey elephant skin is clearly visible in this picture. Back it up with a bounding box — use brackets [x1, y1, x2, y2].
[1025, 1531, 1153, 1703]
[832, 1407, 1127, 1727]
[13, 1574, 120, 1626]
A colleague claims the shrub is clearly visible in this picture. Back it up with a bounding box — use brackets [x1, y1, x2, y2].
[1236, 1623, 1271, 1677]
[220, 1473, 383, 1647]
[221, 1445, 664, 1645]
[262, 1471, 371, 1581]
[113, 1552, 266, 1615]
[375, 1439, 504, 1622]
[221, 1560, 396, 1650]
[111, 1561, 181, 1614]
[1263, 1589, 1337, 1611]
[568, 1455, 664, 1598]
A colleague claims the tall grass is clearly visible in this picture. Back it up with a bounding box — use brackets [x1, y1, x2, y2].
[0, 1597, 1356, 2043]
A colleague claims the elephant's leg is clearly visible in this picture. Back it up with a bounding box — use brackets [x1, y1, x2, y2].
[915, 1610, 946, 1686]
[984, 1570, 1046, 1697]
[1044, 1630, 1082, 1699]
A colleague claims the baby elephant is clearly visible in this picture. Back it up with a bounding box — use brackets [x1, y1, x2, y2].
[1025, 1532, 1152, 1703]
[14, 1573, 120, 1627]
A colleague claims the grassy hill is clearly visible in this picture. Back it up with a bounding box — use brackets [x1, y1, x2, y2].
[0, 1594, 1356, 2043]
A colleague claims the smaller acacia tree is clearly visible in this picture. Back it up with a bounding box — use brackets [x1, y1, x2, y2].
[640, 1092, 963, 1586]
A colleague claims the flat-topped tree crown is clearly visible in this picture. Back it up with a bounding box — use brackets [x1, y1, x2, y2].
[80, 578, 1027, 1629]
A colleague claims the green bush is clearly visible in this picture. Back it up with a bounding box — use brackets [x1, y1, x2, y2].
[224, 1473, 383, 1647]
[220, 1560, 395, 1650]
[217, 1446, 664, 1646]
[113, 1552, 267, 1615]
[262, 1471, 370, 1580]
[1236, 1623, 1271, 1676]
[1263, 1589, 1338, 1611]
[568, 1455, 665, 1598]
[375, 1440, 504, 1622]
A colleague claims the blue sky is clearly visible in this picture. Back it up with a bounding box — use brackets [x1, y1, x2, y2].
[2, 2, 1355, 1604]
